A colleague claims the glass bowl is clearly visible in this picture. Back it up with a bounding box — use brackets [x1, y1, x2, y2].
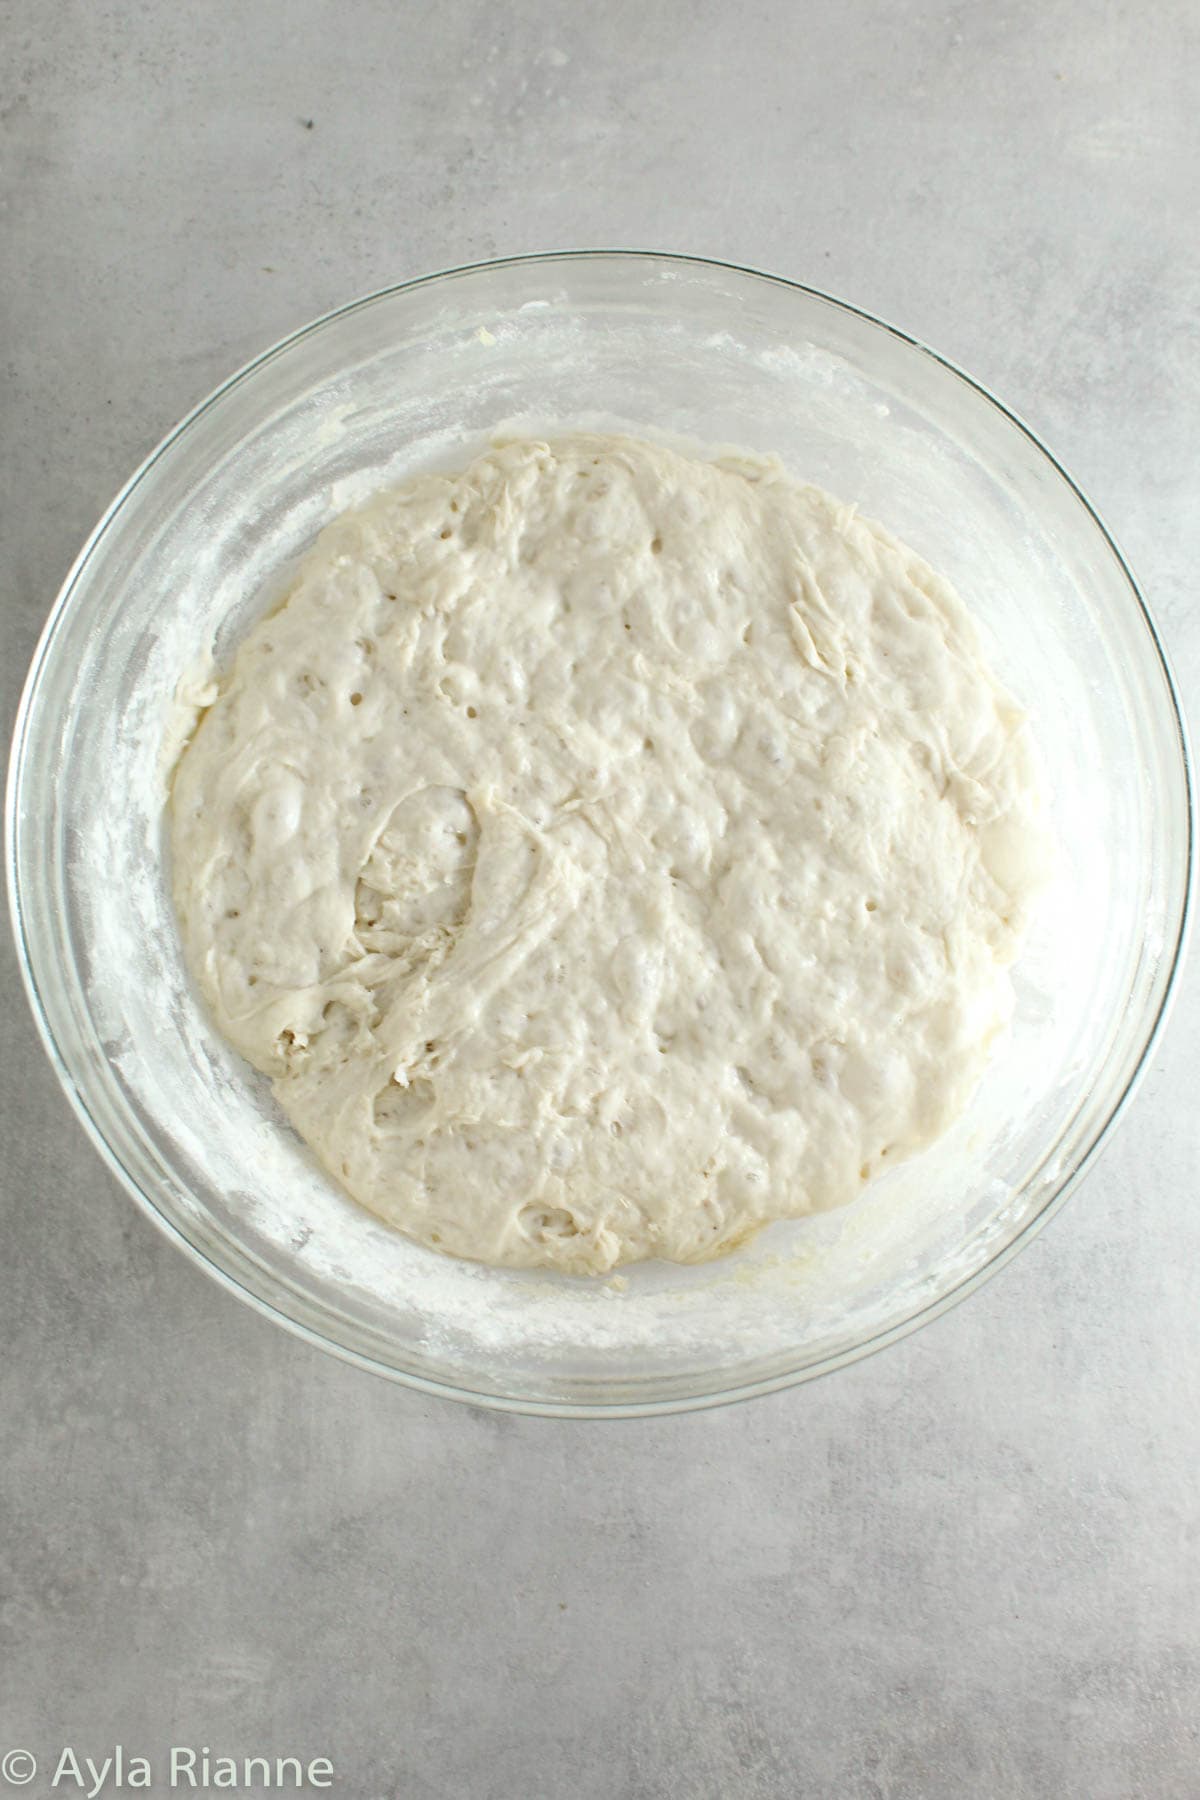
[7, 252, 1193, 1416]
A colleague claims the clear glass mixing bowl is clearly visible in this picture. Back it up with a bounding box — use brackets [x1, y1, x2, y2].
[7, 252, 1193, 1415]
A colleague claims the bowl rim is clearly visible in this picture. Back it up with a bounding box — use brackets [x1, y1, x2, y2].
[6, 247, 1195, 1417]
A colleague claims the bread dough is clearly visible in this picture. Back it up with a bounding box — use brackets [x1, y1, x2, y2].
[170, 434, 1043, 1273]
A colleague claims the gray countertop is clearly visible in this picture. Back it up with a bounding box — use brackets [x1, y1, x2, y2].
[2, 3, 1197, 1795]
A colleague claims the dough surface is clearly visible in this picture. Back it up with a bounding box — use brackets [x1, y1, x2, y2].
[171, 434, 1042, 1273]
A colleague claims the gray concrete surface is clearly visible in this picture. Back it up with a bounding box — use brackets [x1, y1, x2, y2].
[2, 2, 1198, 1795]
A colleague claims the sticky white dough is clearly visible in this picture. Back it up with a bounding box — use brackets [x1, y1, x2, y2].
[170, 434, 1044, 1273]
